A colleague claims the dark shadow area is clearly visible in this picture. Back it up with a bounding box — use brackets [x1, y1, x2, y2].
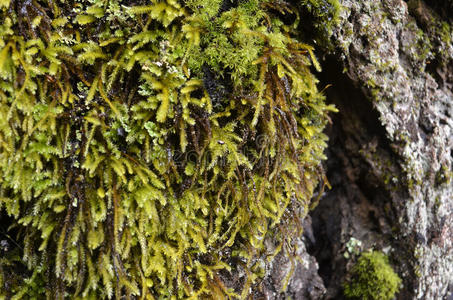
[0, 211, 27, 296]
[423, 0, 453, 23]
[0, 212, 19, 254]
[306, 56, 414, 299]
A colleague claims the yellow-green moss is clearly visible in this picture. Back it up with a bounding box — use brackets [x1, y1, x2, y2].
[344, 251, 402, 300]
[0, 0, 338, 298]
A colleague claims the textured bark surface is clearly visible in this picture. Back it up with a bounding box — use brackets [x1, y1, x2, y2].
[261, 0, 453, 299]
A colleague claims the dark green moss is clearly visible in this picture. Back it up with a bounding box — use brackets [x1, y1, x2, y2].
[296, 0, 341, 48]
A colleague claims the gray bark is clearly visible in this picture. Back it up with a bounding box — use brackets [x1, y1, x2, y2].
[259, 0, 453, 299]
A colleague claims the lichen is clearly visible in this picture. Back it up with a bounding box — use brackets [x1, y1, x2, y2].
[0, 0, 338, 298]
[344, 251, 402, 300]
[343, 237, 363, 259]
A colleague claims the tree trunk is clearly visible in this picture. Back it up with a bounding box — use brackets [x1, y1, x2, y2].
[0, 1, 451, 299]
[267, 0, 453, 299]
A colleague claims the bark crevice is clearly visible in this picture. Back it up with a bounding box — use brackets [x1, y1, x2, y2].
[308, 56, 414, 299]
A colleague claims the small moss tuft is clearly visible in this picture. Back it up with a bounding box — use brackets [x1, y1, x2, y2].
[344, 251, 402, 300]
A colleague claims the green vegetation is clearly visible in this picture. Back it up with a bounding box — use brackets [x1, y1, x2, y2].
[0, 0, 338, 298]
[407, 0, 453, 70]
[344, 251, 402, 300]
[294, 0, 341, 48]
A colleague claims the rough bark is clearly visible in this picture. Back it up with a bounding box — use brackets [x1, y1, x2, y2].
[261, 0, 453, 299]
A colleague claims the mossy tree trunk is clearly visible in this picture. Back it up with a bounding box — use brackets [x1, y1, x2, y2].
[0, 0, 452, 299]
[299, 0, 453, 299]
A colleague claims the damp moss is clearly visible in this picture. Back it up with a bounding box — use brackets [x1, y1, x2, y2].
[0, 0, 338, 298]
[344, 251, 402, 300]
[296, 0, 341, 48]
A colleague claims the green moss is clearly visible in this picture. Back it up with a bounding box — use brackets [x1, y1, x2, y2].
[344, 251, 402, 300]
[0, 0, 337, 298]
[407, 0, 452, 69]
[183, 0, 266, 86]
[435, 164, 453, 186]
[296, 0, 341, 48]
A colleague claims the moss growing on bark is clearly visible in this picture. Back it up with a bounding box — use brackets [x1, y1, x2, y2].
[0, 0, 338, 298]
[344, 251, 402, 300]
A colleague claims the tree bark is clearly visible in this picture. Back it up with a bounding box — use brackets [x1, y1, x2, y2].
[261, 0, 453, 299]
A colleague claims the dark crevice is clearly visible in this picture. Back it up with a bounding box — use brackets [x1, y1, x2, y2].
[425, 57, 445, 88]
[202, 64, 233, 111]
[319, 57, 394, 155]
[217, 0, 241, 15]
[405, 0, 453, 26]
[0, 211, 30, 296]
[422, 0, 453, 23]
[0, 212, 19, 253]
[307, 56, 410, 299]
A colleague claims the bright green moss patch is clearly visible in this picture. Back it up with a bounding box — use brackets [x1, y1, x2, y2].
[344, 251, 402, 300]
[0, 0, 338, 298]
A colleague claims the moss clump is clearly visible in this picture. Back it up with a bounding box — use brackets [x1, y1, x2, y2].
[344, 251, 402, 300]
[0, 0, 338, 298]
[295, 0, 341, 48]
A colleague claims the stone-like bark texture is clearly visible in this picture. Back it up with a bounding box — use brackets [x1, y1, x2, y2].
[264, 0, 453, 299]
[255, 234, 327, 300]
[328, 1, 453, 299]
